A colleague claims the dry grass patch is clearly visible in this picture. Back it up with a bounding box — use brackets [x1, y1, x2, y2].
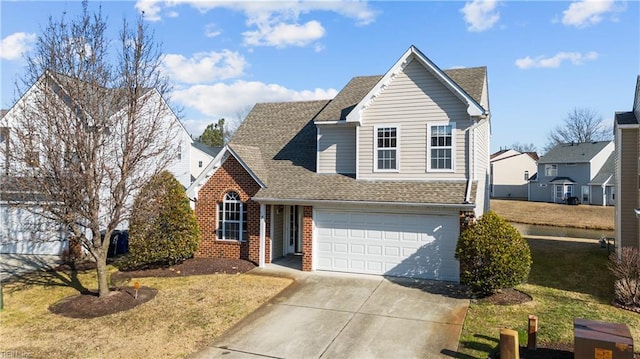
[0, 270, 292, 359]
[491, 199, 614, 230]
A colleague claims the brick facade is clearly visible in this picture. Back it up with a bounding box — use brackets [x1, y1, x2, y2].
[194, 155, 268, 264]
[302, 206, 313, 271]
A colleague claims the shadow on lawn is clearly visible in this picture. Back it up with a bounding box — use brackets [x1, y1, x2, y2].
[524, 238, 614, 302]
[1, 255, 90, 294]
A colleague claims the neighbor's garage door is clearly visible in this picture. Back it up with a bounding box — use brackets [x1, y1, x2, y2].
[0, 205, 67, 255]
[315, 209, 459, 281]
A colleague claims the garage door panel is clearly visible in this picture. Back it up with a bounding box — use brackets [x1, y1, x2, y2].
[316, 209, 459, 281]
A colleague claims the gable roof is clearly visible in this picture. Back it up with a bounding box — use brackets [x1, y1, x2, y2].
[314, 64, 487, 123]
[539, 141, 612, 164]
[336, 46, 486, 123]
[590, 152, 615, 185]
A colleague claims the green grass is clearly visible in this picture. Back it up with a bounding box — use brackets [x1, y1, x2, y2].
[458, 239, 640, 357]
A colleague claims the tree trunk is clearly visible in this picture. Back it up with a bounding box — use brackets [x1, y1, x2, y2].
[95, 253, 110, 297]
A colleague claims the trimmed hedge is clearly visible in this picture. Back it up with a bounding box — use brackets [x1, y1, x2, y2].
[455, 210, 532, 296]
[118, 171, 200, 270]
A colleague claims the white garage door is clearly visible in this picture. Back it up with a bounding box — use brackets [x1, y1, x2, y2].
[0, 205, 67, 255]
[315, 209, 459, 281]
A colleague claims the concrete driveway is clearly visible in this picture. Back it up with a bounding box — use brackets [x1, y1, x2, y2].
[189, 270, 469, 359]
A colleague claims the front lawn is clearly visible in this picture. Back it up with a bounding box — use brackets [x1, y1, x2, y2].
[459, 238, 640, 357]
[0, 268, 292, 358]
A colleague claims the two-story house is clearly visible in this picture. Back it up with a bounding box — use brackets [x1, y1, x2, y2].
[614, 75, 640, 249]
[528, 141, 614, 205]
[187, 46, 490, 282]
[490, 149, 538, 199]
[0, 71, 193, 255]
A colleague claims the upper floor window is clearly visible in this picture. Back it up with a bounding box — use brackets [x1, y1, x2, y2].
[217, 191, 247, 241]
[198, 160, 203, 168]
[177, 144, 182, 160]
[375, 126, 398, 171]
[545, 164, 557, 177]
[428, 124, 454, 171]
[0, 127, 8, 144]
[524, 171, 529, 181]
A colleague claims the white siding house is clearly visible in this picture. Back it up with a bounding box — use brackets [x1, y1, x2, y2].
[0, 73, 192, 255]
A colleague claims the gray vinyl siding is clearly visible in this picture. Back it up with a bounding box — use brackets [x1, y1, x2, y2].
[317, 126, 356, 174]
[618, 128, 639, 248]
[357, 59, 471, 180]
[271, 206, 284, 260]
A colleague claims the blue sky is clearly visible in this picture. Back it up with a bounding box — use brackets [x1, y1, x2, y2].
[1, 1, 638, 153]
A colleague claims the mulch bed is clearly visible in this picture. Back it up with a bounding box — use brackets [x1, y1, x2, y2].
[110, 258, 256, 283]
[49, 286, 158, 319]
[48, 258, 256, 319]
[481, 288, 533, 305]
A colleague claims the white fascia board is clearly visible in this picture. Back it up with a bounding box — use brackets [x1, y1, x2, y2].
[250, 197, 476, 210]
[186, 144, 230, 199]
[345, 45, 486, 123]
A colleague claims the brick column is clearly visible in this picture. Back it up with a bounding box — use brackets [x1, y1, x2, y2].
[302, 206, 313, 271]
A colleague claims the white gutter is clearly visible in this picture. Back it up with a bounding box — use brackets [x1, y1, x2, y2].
[250, 197, 475, 209]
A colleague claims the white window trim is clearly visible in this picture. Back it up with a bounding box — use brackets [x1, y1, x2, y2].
[427, 122, 455, 173]
[373, 125, 400, 173]
[216, 191, 247, 242]
[545, 164, 558, 177]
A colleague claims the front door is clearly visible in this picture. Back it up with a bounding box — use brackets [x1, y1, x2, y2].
[285, 206, 301, 254]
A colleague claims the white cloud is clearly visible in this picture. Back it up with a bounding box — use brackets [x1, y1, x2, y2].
[135, 0, 163, 21]
[460, 0, 500, 32]
[204, 23, 221, 38]
[161, 50, 247, 84]
[133, 1, 377, 48]
[515, 51, 599, 69]
[243, 20, 325, 48]
[562, 0, 626, 28]
[173, 80, 337, 132]
[0, 32, 36, 61]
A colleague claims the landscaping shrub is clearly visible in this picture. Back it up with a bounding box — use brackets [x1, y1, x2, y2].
[117, 171, 200, 271]
[608, 247, 640, 308]
[455, 210, 532, 296]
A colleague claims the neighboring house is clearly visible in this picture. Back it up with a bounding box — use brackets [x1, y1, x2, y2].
[528, 141, 614, 204]
[190, 141, 222, 183]
[614, 75, 640, 250]
[187, 46, 491, 282]
[0, 72, 192, 255]
[490, 149, 538, 199]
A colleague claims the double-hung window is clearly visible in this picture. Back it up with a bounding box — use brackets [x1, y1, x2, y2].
[545, 164, 557, 177]
[428, 124, 454, 171]
[375, 126, 398, 171]
[217, 191, 247, 241]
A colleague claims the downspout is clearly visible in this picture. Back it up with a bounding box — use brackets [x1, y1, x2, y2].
[259, 204, 266, 267]
[465, 117, 488, 203]
[601, 175, 612, 207]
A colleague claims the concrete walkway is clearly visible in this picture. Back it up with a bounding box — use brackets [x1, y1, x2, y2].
[189, 265, 470, 359]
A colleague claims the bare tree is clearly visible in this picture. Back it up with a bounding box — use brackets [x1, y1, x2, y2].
[544, 108, 612, 153]
[510, 142, 537, 153]
[1, 2, 178, 297]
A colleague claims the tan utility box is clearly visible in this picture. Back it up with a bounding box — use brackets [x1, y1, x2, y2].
[574, 318, 634, 359]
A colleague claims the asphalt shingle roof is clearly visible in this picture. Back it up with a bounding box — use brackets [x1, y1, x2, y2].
[538, 141, 612, 164]
[230, 98, 476, 205]
[615, 111, 638, 126]
[192, 141, 222, 157]
[314, 67, 486, 122]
